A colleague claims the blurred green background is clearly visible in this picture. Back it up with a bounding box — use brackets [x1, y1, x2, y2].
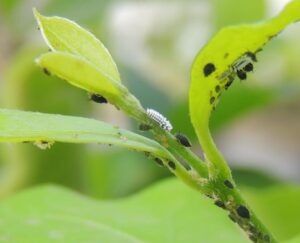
[0, 0, 299, 200]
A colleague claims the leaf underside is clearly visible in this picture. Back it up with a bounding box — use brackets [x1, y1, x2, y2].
[0, 109, 170, 159]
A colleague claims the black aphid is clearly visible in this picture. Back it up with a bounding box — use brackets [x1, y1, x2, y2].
[245, 52, 257, 62]
[215, 85, 221, 93]
[175, 133, 192, 147]
[43, 68, 51, 76]
[139, 123, 152, 131]
[243, 63, 253, 72]
[210, 96, 215, 105]
[236, 205, 250, 219]
[237, 70, 247, 80]
[214, 200, 226, 209]
[154, 157, 164, 167]
[90, 94, 107, 104]
[225, 78, 234, 90]
[168, 161, 176, 170]
[224, 180, 234, 189]
[203, 63, 216, 77]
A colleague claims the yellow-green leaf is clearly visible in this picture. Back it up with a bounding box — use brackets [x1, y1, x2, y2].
[189, 0, 300, 177]
[35, 51, 145, 121]
[33, 8, 121, 83]
[36, 51, 121, 98]
[0, 109, 171, 159]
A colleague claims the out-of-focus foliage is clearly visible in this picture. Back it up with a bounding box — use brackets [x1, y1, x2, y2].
[212, 0, 266, 29]
[243, 184, 300, 241]
[1, 179, 300, 242]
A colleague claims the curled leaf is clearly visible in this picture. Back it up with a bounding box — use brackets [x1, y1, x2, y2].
[189, 0, 300, 177]
[33, 8, 120, 82]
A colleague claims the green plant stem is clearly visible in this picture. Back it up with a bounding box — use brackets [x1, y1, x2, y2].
[97, 90, 276, 242]
[165, 156, 205, 193]
[198, 129, 278, 242]
[197, 127, 232, 180]
[156, 128, 208, 178]
[145, 118, 277, 242]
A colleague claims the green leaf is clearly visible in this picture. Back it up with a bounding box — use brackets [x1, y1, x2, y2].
[33, 8, 120, 83]
[189, 0, 300, 177]
[0, 109, 170, 160]
[36, 52, 120, 98]
[0, 179, 247, 243]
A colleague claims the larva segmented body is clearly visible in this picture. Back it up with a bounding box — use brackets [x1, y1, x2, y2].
[146, 108, 173, 131]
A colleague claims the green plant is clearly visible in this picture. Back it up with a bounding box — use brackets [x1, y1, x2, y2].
[0, 1, 300, 242]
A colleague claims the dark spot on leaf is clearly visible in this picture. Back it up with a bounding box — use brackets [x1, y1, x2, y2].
[203, 63, 216, 77]
[215, 85, 221, 93]
[168, 161, 176, 170]
[236, 205, 250, 219]
[237, 70, 247, 80]
[139, 123, 152, 131]
[214, 200, 226, 209]
[210, 96, 215, 105]
[154, 158, 164, 167]
[224, 180, 234, 189]
[224, 53, 229, 59]
[43, 68, 51, 76]
[90, 94, 107, 104]
[175, 133, 192, 147]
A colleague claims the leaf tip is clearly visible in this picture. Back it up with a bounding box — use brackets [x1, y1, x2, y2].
[32, 8, 41, 20]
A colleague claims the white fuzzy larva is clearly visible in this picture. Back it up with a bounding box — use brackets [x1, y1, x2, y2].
[146, 108, 173, 131]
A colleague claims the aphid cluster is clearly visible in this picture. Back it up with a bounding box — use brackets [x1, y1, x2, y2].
[146, 108, 173, 131]
[203, 51, 258, 110]
[231, 52, 257, 81]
